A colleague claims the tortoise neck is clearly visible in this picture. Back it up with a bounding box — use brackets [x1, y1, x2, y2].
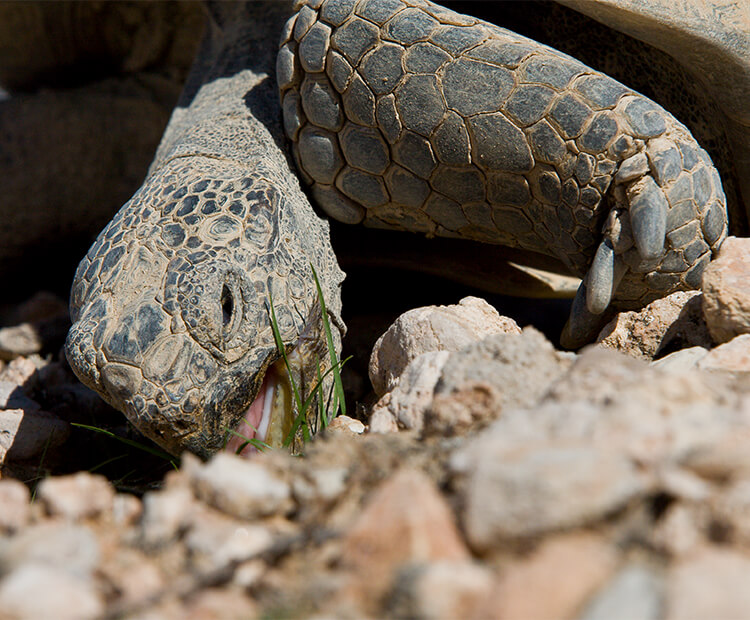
[149, 1, 295, 176]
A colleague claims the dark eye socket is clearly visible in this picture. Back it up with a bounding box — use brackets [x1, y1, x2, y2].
[219, 280, 243, 346]
[221, 284, 233, 329]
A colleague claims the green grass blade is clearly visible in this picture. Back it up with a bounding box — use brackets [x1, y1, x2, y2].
[284, 396, 312, 446]
[315, 356, 325, 433]
[269, 291, 309, 448]
[72, 423, 176, 462]
[88, 453, 129, 474]
[324, 370, 336, 429]
[311, 264, 347, 417]
[297, 355, 351, 418]
[29, 432, 54, 502]
[223, 427, 270, 453]
[268, 290, 304, 414]
[112, 469, 138, 489]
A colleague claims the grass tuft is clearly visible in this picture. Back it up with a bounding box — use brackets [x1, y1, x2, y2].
[268, 264, 349, 449]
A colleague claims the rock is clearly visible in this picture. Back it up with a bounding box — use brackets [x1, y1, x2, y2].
[579, 564, 663, 620]
[475, 534, 617, 620]
[539, 348, 745, 468]
[184, 507, 274, 572]
[0, 564, 103, 620]
[652, 504, 705, 558]
[189, 452, 292, 521]
[710, 477, 750, 546]
[368, 407, 399, 433]
[0, 323, 43, 360]
[36, 472, 115, 520]
[424, 382, 502, 438]
[368, 351, 450, 433]
[530, 344, 646, 404]
[292, 466, 348, 504]
[450, 345, 750, 548]
[0, 292, 70, 360]
[370, 327, 570, 437]
[702, 236, 750, 344]
[386, 560, 494, 620]
[597, 291, 711, 360]
[338, 468, 469, 609]
[232, 559, 266, 588]
[651, 346, 709, 372]
[453, 437, 645, 547]
[0, 381, 40, 411]
[368, 297, 521, 396]
[0, 408, 69, 463]
[326, 415, 365, 435]
[183, 587, 258, 620]
[697, 334, 750, 372]
[435, 327, 572, 411]
[125, 596, 185, 619]
[0, 480, 30, 532]
[657, 467, 712, 502]
[0, 355, 46, 388]
[112, 493, 143, 527]
[680, 417, 750, 481]
[97, 548, 165, 609]
[0, 523, 100, 578]
[139, 485, 195, 548]
[666, 546, 750, 619]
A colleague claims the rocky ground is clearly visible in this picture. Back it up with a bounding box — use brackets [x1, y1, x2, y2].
[1, 237, 750, 619]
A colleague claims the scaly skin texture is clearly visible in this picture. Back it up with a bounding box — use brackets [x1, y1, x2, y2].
[66, 2, 344, 458]
[281, 0, 728, 343]
[66, 0, 729, 458]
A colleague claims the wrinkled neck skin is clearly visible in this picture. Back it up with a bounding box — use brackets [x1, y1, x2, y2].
[65, 1, 345, 458]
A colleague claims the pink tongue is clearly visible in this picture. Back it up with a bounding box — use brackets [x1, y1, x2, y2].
[224, 371, 271, 456]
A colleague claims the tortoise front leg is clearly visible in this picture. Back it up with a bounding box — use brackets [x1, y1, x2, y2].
[281, 0, 728, 347]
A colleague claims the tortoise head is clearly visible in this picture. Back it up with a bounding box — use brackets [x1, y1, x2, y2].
[66, 156, 344, 458]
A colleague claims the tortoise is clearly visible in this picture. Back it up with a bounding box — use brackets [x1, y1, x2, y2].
[55, 0, 747, 457]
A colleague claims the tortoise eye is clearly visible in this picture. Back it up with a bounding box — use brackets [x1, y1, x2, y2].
[219, 280, 243, 346]
[221, 284, 233, 329]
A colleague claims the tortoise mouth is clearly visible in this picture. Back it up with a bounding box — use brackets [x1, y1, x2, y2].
[223, 359, 295, 457]
[220, 302, 334, 458]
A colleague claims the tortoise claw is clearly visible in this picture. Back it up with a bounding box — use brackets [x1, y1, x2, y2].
[560, 280, 609, 349]
[585, 238, 627, 315]
[627, 175, 668, 261]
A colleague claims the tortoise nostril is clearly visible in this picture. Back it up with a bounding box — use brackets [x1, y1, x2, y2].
[221, 284, 233, 329]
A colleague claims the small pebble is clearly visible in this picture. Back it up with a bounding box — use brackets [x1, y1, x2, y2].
[37, 472, 115, 520]
[0, 479, 30, 532]
[0, 564, 103, 620]
[189, 452, 292, 521]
